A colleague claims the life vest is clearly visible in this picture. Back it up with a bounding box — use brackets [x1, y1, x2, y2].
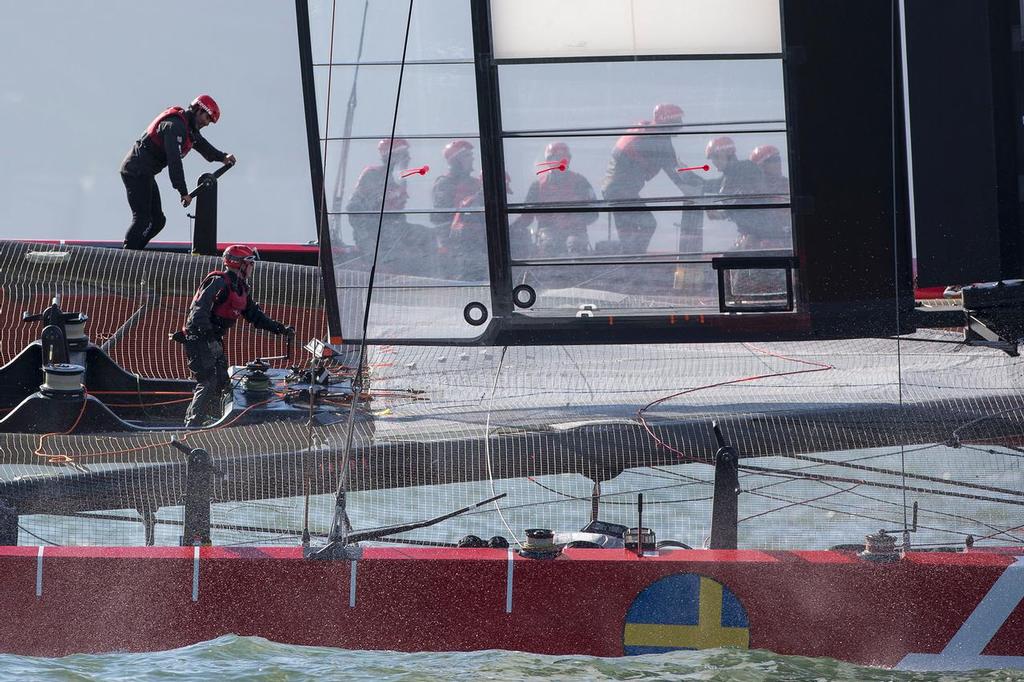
[146, 106, 193, 157]
[437, 173, 482, 211]
[535, 171, 589, 204]
[612, 121, 661, 181]
[202, 270, 249, 322]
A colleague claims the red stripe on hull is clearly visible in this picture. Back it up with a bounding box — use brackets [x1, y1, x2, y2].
[0, 546, 1018, 667]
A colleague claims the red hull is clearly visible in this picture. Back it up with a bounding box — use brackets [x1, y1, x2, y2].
[2, 546, 1022, 670]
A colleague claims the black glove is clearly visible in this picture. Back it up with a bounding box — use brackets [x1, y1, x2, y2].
[273, 322, 295, 336]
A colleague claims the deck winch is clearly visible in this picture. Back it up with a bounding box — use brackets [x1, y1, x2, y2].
[240, 359, 273, 394]
[40, 363, 85, 398]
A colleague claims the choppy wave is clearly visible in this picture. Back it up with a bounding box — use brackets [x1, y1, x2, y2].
[0, 636, 1022, 682]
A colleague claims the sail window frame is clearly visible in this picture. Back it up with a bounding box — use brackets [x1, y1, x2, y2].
[478, 5, 797, 336]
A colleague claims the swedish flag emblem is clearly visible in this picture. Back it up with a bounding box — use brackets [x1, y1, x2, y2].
[623, 573, 750, 655]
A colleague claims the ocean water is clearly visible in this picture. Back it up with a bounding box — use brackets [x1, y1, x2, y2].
[1, 636, 1021, 682]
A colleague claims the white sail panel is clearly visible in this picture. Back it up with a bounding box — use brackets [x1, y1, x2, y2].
[491, 0, 782, 59]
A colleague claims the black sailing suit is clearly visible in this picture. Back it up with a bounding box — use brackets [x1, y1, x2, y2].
[121, 108, 227, 250]
[182, 269, 289, 426]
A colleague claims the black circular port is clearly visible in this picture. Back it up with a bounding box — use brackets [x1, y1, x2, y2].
[512, 284, 536, 309]
[463, 302, 489, 326]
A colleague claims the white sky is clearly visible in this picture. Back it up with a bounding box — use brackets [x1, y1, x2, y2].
[0, 1, 316, 243]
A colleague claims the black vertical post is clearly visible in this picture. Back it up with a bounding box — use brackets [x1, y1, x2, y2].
[140, 507, 157, 547]
[0, 499, 18, 546]
[192, 173, 218, 256]
[470, 0, 514, 325]
[295, 0, 344, 341]
[781, 0, 913, 336]
[709, 423, 739, 550]
[181, 448, 214, 546]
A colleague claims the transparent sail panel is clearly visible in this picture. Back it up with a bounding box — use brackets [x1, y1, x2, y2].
[499, 60, 785, 134]
[312, 0, 488, 341]
[491, 0, 782, 59]
[314, 64, 479, 139]
[325, 137, 483, 215]
[497, 32, 791, 323]
[504, 132, 791, 209]
[308, 0, 473, 64]
[508, 208, 791, 314]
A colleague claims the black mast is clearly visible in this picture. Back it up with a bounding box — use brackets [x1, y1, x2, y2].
[295, 0, 344, 340]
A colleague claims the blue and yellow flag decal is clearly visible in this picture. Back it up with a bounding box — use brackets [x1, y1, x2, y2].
[623, 573, 750, 655]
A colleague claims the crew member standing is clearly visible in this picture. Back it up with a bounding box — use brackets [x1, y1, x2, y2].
[602, 104, 703, 254]
[347, 138, 412, 260]
[511, 142, 598, 258]
[750, 144, 791, 244]
[705, 136, 767, 248]
[181, 245, 292, 428]
[121, 95, 236, 250]
[432, 139, 483, 261]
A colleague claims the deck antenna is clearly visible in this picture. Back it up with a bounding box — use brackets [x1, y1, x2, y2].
[315, 0, 416, 559]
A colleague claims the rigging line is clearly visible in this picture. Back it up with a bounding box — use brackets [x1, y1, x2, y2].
[638, 467, 709, 485]
[525, 475, 716, 503]
[892, 0, 909, 532]
[558, 346, 597, 399]
[649, 443, 939, 489]
[329, 0, 416, 548]
[820, 482, 1024, 545]
[738, 483, 862, 523]
[756, 443, 941, 482]
[636, 344, 834, 463]
[960, 443, 1024, 459]
[744, 489, 960, 537]
[739, 462, 1024, 507]
[736, 444, 943, 499]
[17, 525, 58, 547]
[971, 523, 1024, 545]
[950, 404, 1024, 442]
[752, 449, 1024, 499]
[484, 346, 521, 548]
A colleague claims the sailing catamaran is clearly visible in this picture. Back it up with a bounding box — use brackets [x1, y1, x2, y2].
[0, 0, 1023, 671]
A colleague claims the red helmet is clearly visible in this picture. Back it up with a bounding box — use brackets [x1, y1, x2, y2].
[750, 144, 781, 165]
[378, 137, 410, 157]
[653, 103, 684, 125]
[191, 94, 220, 123]
[223, 244, 258, 278]
[706, 136, 736, 158]
[544, 142, 570, 161]
[443, 139, 474, 164]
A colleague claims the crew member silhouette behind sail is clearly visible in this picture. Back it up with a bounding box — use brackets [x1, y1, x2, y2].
[121, 95, 237, 250]
[347, 138, 410, 263]
[346, 138, 435, 274]
[180, 245, 293, 428]
[510, 142, 598, 258]
[601, 104, 703, 254]
[432, 139, 483, 268]
[750, 144, 791, 245]
[705, 136, 768, 249]
[450, 171, 514, 281]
